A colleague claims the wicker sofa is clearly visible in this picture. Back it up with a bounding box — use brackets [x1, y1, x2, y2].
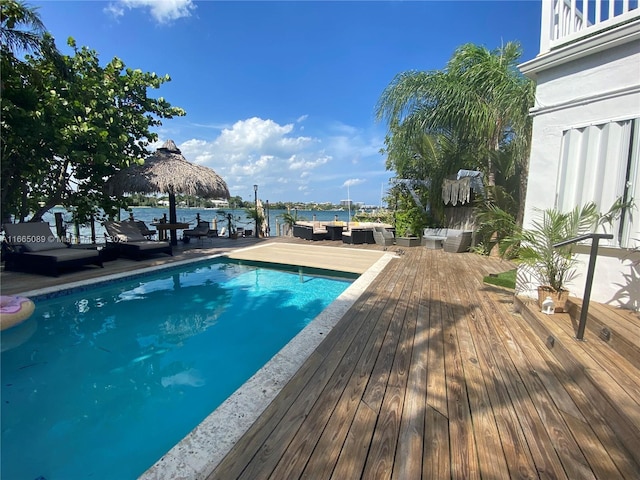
[293, 223, 327, 241]
[342, 228, 375, 245]
[423, 228, 473, 252]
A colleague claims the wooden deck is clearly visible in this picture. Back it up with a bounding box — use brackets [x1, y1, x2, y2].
[2, 237, 638, 479]
[226, 242, 388, 274]
[207, 245, 640, 480]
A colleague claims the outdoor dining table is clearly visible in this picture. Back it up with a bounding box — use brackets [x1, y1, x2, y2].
[150, 222, 191, 245]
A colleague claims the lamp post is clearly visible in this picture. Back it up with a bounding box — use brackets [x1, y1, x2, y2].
[253, 184, 258, 238]
[265, 200, 270, 237]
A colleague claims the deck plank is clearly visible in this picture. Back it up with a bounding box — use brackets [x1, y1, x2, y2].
[298, 261, 407, 479]
[455, 256, 571, 479]
[392, 249, 429, 480]
[439, 253, 481, 480]
[328, 252, 419, 479]
[444, 254, 511, 480]
[520, 304, 640, 469]
[515, 297, 640, 479]
[475, 290, 595, 479]
[422, 252, 452, 479]
[360, 251, 422, 480]
[268, 263, 409, 479]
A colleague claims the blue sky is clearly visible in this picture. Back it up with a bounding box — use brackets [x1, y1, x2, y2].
[35, 0, 542, 206]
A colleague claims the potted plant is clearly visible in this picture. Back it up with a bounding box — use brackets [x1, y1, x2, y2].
[516, 203, 599, 312]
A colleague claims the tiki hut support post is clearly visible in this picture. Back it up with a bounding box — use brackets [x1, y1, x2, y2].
[169, 191, 177, 244]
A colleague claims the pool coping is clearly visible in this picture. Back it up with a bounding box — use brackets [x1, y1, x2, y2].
[138, 247, 396, 480]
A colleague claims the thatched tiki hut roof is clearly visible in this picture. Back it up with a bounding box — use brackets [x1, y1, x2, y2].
[106, 140, 230, 245]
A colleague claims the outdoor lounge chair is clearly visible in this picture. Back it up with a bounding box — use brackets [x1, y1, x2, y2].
[373, 226, 395, 246]
[182, 221, 216, 244]
[2, 222, 103, 276]
[103, 221, 172, 260]
[130, 220, 157, 239]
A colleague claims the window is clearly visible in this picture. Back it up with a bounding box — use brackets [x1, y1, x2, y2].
[556, 118, 639, 247]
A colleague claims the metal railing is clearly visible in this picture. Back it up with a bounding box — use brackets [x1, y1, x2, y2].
[554, 233, 613, 340]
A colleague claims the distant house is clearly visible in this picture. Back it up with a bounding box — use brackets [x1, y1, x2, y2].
[519, 0, 639, 310]
[209, 199, 229, 208]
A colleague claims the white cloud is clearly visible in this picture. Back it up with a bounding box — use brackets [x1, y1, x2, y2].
[104, 3, 125, 18]
[214, 117, 314, 154]
[343, 178, 366, 187]
[288, 154, 330, 171]
[154, 117, 389, 203]
[163, 117, 330, 198]
[106, 0, 195, 24]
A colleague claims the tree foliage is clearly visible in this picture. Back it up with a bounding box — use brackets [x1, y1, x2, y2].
[1, 1, 185, 224]
[1, 0, 46, 55]
[376, 42, 535, 241]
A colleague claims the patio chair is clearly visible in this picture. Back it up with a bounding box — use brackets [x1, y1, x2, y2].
[130, 220, 157, 239]
[183, 221, 215, 244]
[103, 221, 172, 260]
[443, 230, 473, 253]
[373, 226, 395, 246]
[2, 222, 103, 276]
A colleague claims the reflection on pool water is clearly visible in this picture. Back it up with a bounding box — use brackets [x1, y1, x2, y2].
[1, 259, 354, 480]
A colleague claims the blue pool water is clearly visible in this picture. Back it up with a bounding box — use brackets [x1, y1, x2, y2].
[1, 259, 353, 479]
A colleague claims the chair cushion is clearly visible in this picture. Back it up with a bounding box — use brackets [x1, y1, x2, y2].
[3, 222, 67, 252]
[128, 241, 171, 251]
[423, 228, 448, 238]
[104, 221, 146, 242]
[23, 248, 100, 261]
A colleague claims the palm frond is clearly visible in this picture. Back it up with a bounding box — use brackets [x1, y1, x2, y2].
[1, 0, 47, 55]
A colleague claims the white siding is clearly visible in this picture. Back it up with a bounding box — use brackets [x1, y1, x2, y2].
[521, 33, 640, 309]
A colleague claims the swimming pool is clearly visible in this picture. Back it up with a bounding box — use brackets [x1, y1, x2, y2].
[0, 258, 355, 479]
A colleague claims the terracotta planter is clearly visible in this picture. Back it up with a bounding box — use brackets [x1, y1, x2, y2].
[537, 286, 569, 313]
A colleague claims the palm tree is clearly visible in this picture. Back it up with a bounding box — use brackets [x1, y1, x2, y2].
[376, 42, 535, 225]
[1, 0, 46, 55]
[281, 211, 299, 236]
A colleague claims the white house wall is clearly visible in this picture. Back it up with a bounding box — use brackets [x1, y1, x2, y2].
[522, 36, 640, 310]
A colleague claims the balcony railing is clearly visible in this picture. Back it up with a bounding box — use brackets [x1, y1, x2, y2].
[540, 0, 639, 53]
